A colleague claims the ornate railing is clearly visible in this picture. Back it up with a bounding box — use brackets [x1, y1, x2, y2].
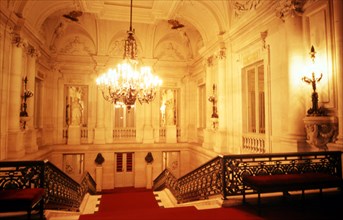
[177, 156, 222, 203]
[113, 127, 136, 140]
[153, 169, 180, 199]
[80, 127, 89, 144]
[0, 160, 96, 211]
[221, 151, 342, 198]
[242, 133, 265, 153]
[153, 151, 342, 203]
[154, 156, 223, 203]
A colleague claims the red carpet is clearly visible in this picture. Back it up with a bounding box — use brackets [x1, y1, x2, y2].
[79, 188, 343, 220]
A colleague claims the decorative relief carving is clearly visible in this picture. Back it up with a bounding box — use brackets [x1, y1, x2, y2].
[156, 42, 185, 61]
[232, 0, 262, 18]
[207, 55, 214, 67]
[217, 47, 226, 60]
[11, 32, 25, 48]
[275, 0, 307, 21]
[53, 21, 67, 40]
[260, 30, 268, 49]
[60, 36, 92, 55]
[303, 116, 338, 151]
[109, 40, 125, 57]
[26, 45, 41, 58]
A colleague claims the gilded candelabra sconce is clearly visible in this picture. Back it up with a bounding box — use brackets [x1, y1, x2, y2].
[208, 84, 218, 130]
[20, 76, 34, 130]
[302, 46, 338, 151]
[302, 46, 326, 116]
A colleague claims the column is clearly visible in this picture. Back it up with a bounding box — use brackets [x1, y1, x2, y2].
[143, 103, 154, 143]
[281, 15, 307, 152]
[146, 163, 153, 189]
[202, 57, 214, 150]
[23, 45, 39, 153]
[95, 166, 103, 192]
[94, 87, 106, 144]
[329, 0, 343, 148]
[214, 45, 227, 152]
[56, 71, 65, 144]
[7, 34, 25, 158]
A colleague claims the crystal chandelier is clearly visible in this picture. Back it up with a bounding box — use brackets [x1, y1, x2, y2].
[96, 0, 162, 110]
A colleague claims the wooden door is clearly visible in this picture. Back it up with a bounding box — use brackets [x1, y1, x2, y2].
[114, 152, 134, 187]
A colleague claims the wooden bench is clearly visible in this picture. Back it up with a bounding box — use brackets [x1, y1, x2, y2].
[242, 172, 343, 214]
[0, 188, 45, 219]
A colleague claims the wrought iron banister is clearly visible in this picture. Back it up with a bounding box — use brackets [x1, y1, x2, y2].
[153, 151, 342, 204]
[221, 151, 343, 199]
[0, 160, 96, 211]
[153, 156, 223, 203]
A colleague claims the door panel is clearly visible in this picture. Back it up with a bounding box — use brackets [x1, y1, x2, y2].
[114, 152, 134, 187]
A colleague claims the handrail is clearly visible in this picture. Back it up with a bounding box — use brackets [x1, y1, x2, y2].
[153, 151, 342, 204]
[0, 160, 96, 211]
[153, 156, 223, 203]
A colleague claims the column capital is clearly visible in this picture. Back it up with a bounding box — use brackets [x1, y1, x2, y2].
[26, 44, 41, 58]
[206, 55, 215, 67]
[260, 30, 269, 50]
[11, 32, 26, 48]
[217, 47, 226, 60]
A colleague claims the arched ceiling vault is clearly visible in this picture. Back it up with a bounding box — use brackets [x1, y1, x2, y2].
[12, 0, 230, 50]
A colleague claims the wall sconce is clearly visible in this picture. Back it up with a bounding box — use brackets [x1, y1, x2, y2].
[208, 84, 218, 130]
[20, 76, 34, 129]
[302, 46, 326, 116]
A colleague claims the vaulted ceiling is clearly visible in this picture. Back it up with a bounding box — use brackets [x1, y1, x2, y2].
[3, 1, 254, 75]
[9, 0, 231, 48]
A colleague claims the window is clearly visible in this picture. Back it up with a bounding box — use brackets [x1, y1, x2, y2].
[198, 84, 206, 128]
[115, 152, 133, 172]
[114, 107, 135, 128]
[243, 62, 265, 134]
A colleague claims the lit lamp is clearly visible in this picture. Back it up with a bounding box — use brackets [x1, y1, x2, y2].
[20, 76, 34, 129]
[302, 46, 326, 116]
[96, 0, 162, 110]
[208, 84, 218, 130]
[302, 46, 338, 151]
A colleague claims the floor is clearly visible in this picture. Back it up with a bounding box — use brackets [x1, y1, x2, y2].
[1, 188, 342, 220]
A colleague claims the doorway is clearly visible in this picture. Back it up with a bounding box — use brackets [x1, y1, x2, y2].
[114, 152, 134, 187]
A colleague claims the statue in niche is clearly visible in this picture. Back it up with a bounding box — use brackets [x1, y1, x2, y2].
[160, 89, 176, 126]
[69, 86, 84, 126]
